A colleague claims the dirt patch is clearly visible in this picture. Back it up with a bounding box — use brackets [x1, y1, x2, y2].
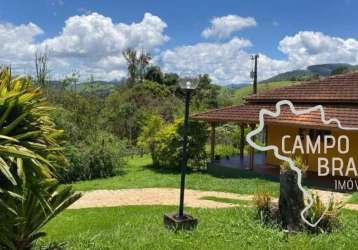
[69, 188, 253, 209]
[69, 188, 352, 210]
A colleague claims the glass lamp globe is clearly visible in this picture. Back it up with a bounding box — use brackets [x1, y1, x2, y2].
[179, 79, 199, 90]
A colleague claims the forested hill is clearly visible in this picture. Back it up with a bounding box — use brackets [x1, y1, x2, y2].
[262, 63, 358, 82]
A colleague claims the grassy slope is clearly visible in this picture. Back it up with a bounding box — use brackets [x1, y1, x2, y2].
[233, 80, 296, 105]
[39, 206, 358, 250]
[71, 156, 280, 196]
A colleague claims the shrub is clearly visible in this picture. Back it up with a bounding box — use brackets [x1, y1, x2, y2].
[58, 131, 127, 183]
[138, 114, 164, 157]
[280, 155, 309, 175]
[0, 68, 80, 249]
[253, 190, 273, 224]
[151, 119, 208, 170]
[305, 192, 343, 233]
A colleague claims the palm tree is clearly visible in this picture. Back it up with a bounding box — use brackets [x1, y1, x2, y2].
[0, 67, 80, 250]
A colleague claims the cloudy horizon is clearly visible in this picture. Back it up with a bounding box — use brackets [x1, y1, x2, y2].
[1, 1, 358, 85]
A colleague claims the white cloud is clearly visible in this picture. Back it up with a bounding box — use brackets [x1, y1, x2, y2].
[202, 15, 257, 39]
[0, 12, 169, 80]
[0, 22, 43, 69]
[160, 37, 290, 84]
[2, 12, 358, 85]
[161, 31, 358, 85]
[42, 12, 168, 58]
[279, 31, 358, 69]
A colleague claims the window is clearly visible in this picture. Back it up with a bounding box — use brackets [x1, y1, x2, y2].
[298, 128, 331, 142]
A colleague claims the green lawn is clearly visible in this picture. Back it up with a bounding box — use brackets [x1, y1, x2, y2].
[348, 193, 358, 204]
[70, 155, 280, 196]
[37, 206, 358, 250]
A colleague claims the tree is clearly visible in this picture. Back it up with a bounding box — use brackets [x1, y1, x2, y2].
[330, 66, 349, 76]
[138, 50, 151, 82]
[122, 48, 151, 84]
[163, 73, 179, 86]
[145, 65, 164, 84]
[123, 48, 139, 84]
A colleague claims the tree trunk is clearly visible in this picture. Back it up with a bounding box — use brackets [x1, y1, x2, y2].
[279, 169, 305, 231]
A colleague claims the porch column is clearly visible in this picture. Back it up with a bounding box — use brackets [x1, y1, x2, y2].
[264, 125, 268, 161]
[248, 124, 256, 170]
[239, 124, 245, 160]
[210, 123, 216, 162]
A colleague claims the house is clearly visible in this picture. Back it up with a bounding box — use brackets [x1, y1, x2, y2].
[192, 72, 358, 181]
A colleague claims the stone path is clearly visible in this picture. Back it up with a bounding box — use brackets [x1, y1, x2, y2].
[69, 188, 356, 210]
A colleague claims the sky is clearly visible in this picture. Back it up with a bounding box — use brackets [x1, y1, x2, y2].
[0, 0, 358, 85]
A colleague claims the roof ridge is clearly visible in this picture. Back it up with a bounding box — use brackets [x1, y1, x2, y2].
[246, 70, 358, 102]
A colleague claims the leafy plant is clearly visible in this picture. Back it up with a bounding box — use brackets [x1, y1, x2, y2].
[0, 67, 80, 250]
[253, 190, 272, 224]
[280, 155, 309, 175]
[305, 192, 343, 233]
[151, 119, 208, 170]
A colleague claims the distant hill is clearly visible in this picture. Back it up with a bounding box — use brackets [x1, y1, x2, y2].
[48, 80, 122, 97]
[225, 83, 250, 89]
[262, 63, 358, 82]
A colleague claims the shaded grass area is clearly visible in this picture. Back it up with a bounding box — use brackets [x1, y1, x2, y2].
[348, 193, 358, 204]
[37, 205, 358, 250]
[200, 196, 253, 206]
[71, 155, 279, 196]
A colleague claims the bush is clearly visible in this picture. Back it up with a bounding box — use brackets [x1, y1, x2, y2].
[305, 192, 343, 233]
[58, 131, 128, 183]
[151, 119, 208, 170]
[280, 155, 309, 176]
[253, 190, 273, 224]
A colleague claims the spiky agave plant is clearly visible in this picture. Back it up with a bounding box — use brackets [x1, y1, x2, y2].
[0, 67, 81, 250]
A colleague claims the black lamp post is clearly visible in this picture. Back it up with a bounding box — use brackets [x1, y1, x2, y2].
[164, 80, 199, 230]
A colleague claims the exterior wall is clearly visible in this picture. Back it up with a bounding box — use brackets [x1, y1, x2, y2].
[266, 124, 358, 175]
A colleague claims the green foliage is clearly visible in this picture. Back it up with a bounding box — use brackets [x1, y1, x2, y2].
[330, 66, 350, 76]
[58, 131, 127, 183]
[232, 81, 296, 105]
[102, 80, 181, 142]
[253, 190, 273, 224]
[145, 65, 164, 84]
[163, 73, 179, 86]
[138, 114, 164, 156]
[0, 68, 80, 250]
[151, 119, 208, 169]
[280, 155, 309, 176]
[305, 193, 343, 233]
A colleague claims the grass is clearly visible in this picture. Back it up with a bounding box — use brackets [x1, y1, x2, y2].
[37, 205, 358, 250]
[200, 196, 253, 206]
[348, 193, 358, 204]
[70, 155, 280, 196]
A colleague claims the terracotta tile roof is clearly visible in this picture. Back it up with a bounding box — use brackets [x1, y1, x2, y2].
[192, 103, 358, 129]
[246, 71, 358, 104]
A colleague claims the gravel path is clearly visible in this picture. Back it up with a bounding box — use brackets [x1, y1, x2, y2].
[69, 188, 353, 210]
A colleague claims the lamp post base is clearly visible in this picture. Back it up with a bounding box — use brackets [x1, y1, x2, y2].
[164, 213, 198, 230]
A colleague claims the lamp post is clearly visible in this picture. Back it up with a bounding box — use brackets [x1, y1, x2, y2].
[164, 79, 199, 230]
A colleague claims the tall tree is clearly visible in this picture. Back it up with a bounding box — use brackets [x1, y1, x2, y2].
[122, 48, 139, 84]
[122, 48, 151, 85]
[138, 50, 151, 82]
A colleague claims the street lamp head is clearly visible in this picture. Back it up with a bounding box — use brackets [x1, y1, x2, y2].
[179, 78, 199, 90]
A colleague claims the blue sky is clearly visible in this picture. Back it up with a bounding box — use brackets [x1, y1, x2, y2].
[0, 0, 357, 84]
